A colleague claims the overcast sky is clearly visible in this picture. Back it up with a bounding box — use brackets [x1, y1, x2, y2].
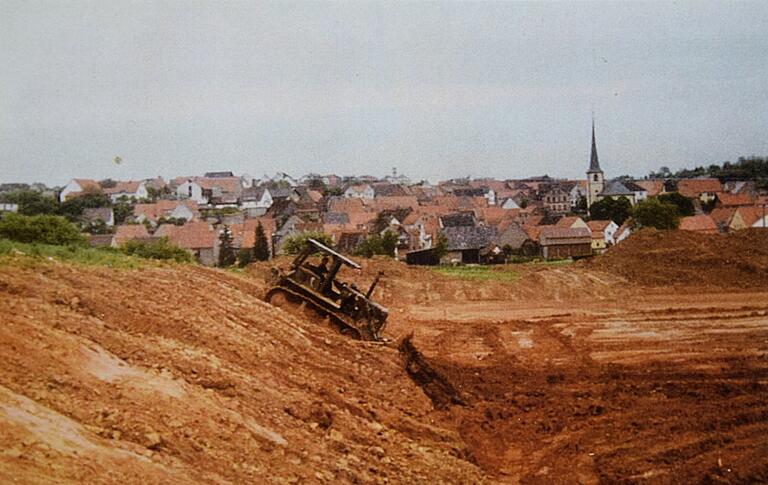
[2, 1, 767, 186]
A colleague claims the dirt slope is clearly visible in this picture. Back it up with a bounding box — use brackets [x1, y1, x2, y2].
[586, 228, 768, 288]
[0, 260, 487, 484]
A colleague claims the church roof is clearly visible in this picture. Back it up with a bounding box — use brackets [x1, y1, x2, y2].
[588, 121, 602, 173]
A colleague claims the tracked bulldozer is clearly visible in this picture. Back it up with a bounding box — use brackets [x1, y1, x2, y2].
[264, 239, 388, 341]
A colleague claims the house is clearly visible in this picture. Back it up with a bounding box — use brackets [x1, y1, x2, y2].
[597, 179, 648, 205]
[556, 216, 589, 230]
[495, 220, 536, 256]
[440, 212, 477, 228]
[155, 222, 217, 266]
[440, 225, 497, 264]
[176, 177, 243, 206]
[677, 178, 723, 203]
[714, 192, 754, 208]
[709, 207, 737, 232]
[240, 186, 274, 211]
[499, 197, 521, 210]
[614, 223, 631, 244]
[59, 179, 101, 202]
[404, 247, 441, 266]
[133, 200, 198, 226]
[82, 207, 115, 227]
[0, 203, 18, 213]
[540, 184, 571, 215]
[343, 184, 375, 200]
[538, 227, 592, 260]
[586, 220, 619, 252]
[230, 218, 277, 255]
[729, 206, 768, 230]
[634, 180, 666, 197]
[103, 181, 148, 202]
[567, 180, 588, 208]
[679, 214, 718, 234]
[112, 225, 151, 247]
[88, 234, 115, 247]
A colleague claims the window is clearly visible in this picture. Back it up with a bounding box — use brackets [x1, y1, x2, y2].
[188, 185, 193, 197]
[593, 174, 599, 182]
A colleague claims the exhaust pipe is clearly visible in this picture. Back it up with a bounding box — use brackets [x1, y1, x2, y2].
[366, 271, 384, 298]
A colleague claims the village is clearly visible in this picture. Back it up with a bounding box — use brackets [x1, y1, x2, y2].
[2, 127, 766, 268]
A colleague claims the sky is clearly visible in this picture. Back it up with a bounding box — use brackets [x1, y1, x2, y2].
[1, 0, 768, 186]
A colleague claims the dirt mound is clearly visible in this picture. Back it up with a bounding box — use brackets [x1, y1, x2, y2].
[0, 259, 486, 484]
[587, 228, 768, 288]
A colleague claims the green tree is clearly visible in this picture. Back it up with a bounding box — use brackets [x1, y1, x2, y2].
[0, 190, 58, 216]
[0, 213, 86, 246]
[657, 192, 695, 217]
[237, 248, 253, 268]
[433, 234, 448, 260]
[281, 231, 335, 255]
[589, 196, 632, 225]
[380, 230, 398, 257]
[113, 201, 134, 225]
[252, 221, 270, 261]
[218, 225, 236, 267]
[631, 198, 680, 230]
[59, 193, 111, 221]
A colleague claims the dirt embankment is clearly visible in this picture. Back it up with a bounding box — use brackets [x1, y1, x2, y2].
[0, 260, 488, 484]
[586, 228, 768, 288]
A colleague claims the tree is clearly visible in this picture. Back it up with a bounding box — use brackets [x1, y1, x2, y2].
[588, 196, 632, 225]
[354, 230, 398, 258]
[0, 213, 86, 246]
[380, 230, 398, 257]
[218, 225, 236, 267]
[237, 248, 253, 268]
[0, 190, 58, 216]
[657, 192, 695, 217]
[113, 201, 134, 225]
[433, 234, 448, 260]
[252, 221, 270, 261]
[281, 231, 335, 255]
[59, 193, 111, 221]
[631, 198, 680, 230]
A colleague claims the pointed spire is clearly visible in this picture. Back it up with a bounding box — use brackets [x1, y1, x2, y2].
[588, 118, 602, 172]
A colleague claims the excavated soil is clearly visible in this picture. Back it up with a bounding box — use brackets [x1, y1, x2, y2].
[586, 228, 768, 288]
[2, 229, 768, 483]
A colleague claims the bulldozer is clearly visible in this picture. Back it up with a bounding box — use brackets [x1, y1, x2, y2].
[264, 238, 388, 341]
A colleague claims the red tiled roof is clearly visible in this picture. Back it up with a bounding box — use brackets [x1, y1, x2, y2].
[104, 181, 142, 195]
[556, 216, 586, 228]
[679, 215, 718, 233]
[230, 218, 277, 249]
[634, 180, 664, 197]
[155, 222, 216, 249]
[735, 206, 768, 228]
[113, 225, 150, 246]
[133, 200, 199, 222]
[715, 192, 754, 207]
[677, 178, 722, 198]
[709, 207, 736, 227]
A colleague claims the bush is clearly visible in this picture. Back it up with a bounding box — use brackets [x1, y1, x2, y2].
[354, 230, 398, 258]
[121, 237, 192, 262]
[281, 231, 335, 255]
[0, 213, 86, 246]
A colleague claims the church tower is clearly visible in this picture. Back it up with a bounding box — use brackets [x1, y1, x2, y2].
[586, 120, 604, 209]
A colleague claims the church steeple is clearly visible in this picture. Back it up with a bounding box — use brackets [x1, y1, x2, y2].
[588, 119, 601, 173]
[586, 118, 605, 210]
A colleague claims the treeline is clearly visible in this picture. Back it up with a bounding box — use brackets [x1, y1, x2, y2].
[648, 156, 768, 188]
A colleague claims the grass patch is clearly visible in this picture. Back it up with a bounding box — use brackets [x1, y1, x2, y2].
[431, 265, 520, 282]
[0, 238, 144, 269]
